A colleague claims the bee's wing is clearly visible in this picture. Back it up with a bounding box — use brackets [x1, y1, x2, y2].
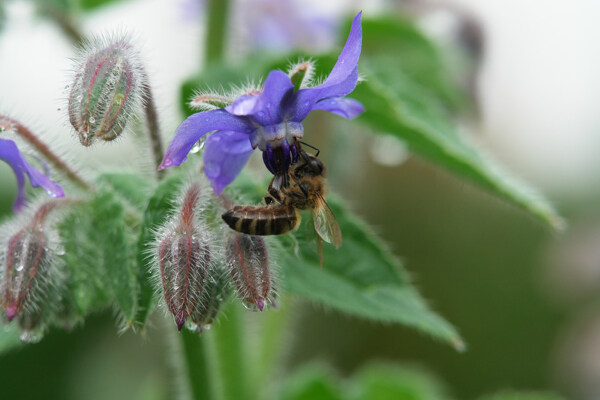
[313, 194, 342, 248]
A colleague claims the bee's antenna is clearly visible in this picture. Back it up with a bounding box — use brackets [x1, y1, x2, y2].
[299, 141, 320, 157]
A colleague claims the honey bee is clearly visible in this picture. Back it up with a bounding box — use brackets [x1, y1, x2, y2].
[221, 149, 342, 249]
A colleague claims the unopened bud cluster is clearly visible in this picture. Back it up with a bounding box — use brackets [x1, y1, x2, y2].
[153, 178, 278, 332]
[68, 35, 144, 146]
[0, 200, 65, 342]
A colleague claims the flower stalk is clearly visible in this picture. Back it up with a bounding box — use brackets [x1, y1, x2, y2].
[0, 116, 92, 191]
[141, 83, 165, 177]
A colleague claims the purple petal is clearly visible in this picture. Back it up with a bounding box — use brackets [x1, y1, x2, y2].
[226, 70, 294, 126]
[285, 12, 362, 122]
[159, 109, 252, 170]
[324, 12, 363, 88]
[311, 97, 364, 119]
[203, 130, 254, 195]
[0, 138, 65, 212]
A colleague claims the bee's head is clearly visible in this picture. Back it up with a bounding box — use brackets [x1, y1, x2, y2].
[294, 151, 324, 177]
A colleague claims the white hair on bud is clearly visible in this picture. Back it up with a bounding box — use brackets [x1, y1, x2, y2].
[189, 88, 235, 111]
[0, 196, 68, 340]
[287, 58, 317, 89]
[66, 30, 147, 146]
[148, 175, 229, 330]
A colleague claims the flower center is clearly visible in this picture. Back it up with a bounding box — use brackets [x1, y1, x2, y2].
[252, 122, 304, 181]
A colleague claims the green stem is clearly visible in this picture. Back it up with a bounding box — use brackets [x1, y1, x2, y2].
[141, 82, 165, 180]
[205, 0, 230, 64]
[38, 4, 85, 44]
[249, 295, 295, 397]
[179, 329, 213, 400]
[212, 302, 250, 400]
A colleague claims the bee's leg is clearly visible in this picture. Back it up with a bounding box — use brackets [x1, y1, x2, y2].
[267, 187, 283, 204]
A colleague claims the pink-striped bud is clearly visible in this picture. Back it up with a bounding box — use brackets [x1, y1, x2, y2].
[155, 182, 212, 330]
[2, 228, 49, 321]
[287, 60, 315, 91]
[1, 201, 60, 323]
[68, 35, 143, 146]
[226, 233, 276, 311]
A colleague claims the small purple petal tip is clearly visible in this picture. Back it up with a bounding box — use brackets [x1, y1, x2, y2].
[176, 317, 186, 331]
[5, 304, 18, 322]
[256, 298, 265, 311]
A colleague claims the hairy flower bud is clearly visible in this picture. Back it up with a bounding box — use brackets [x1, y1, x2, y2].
[159, 230, 210, 330]
[2, 228, 50, 321]
[287, 60, 315, 91]
[155, 182, 213, 330]
[226, 233, 276, 311]
[1, 201, 62, 324]
[68, 35, 143, 146]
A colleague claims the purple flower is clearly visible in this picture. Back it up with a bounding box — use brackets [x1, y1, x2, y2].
[0, 139, 64, 212]
[159, 12, 364, 194]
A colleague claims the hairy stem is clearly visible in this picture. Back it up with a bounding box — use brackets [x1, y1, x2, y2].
[249, 295, 295, 397]
[212, 302, 251, 400]
[141, 84, 165, 179]
[179, 329, 214, 400]
[0, 116, 92, 190]
[205, 0, 230, 64]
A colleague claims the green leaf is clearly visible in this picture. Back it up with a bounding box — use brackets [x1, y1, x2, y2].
[59, 203, 112, 315]
[97, 172, 152, 209]
[226, 173, 461, 347]
[89, 189, 139, 324]
[59, 186, 141, 324]
[353, 57, 564, 230]
[273, 364, 344, 400]
[477, 392, 566, 400]
[349, 363, 450, 400]
[134, 171, 187, 327]
[278, 194, 464, 349]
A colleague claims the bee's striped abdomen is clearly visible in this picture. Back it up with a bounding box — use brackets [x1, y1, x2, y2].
[222, 205, 299, 236]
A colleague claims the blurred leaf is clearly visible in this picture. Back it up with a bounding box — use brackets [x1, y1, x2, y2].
[348, 363, 450, 400]
[134, 170, 187, 327]
[280, 194, 463, 349]
[33, 0, 75, 14]
[180, 53, 285, 117]
[353, 57, 563, 230]
[273, 364, 344, 400]
[359, 17, 467, 111]
[477, 392, 566, 400]
[0, 325, 22, 355]
[0, 3, 5, 33]
[76, 0, 124, 10]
